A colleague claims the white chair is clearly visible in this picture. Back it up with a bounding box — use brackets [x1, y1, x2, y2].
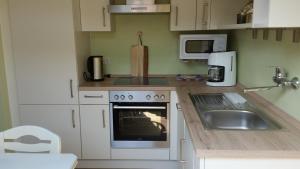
[0, 125, 61, 154]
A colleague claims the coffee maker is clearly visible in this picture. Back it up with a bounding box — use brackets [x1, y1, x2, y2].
[83, 56, 104, 81]
[207, 51, 236, 87]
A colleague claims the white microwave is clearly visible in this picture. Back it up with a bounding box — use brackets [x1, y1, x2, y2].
[179, 34, 227, 60]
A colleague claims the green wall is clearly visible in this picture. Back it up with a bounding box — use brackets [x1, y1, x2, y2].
[232, 29, 300, 120]
[90, 14, 208, 75]
[0, 29, 11, 131]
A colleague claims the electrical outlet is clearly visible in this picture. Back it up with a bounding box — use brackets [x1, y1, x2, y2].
[104, 57, 110, 65]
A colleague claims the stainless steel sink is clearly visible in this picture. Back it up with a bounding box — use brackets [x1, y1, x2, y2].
[190, 93, 281, 130]
[202, 110, 279, 130]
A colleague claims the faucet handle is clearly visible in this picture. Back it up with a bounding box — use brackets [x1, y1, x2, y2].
[274, 66, 287, 78]
[270, 66, 287, 85]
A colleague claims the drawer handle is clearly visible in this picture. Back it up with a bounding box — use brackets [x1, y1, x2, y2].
[102, 110, 106, 128]
[84, 95, 103, 98]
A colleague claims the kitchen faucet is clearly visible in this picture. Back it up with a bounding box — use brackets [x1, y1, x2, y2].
[243, 67, 300, 93]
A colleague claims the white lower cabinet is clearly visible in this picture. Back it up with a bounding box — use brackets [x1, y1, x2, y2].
[19, 105, 82, 158]
[176, 98, 197, 169]
[180, 123, 196, 169]
[80, 105, 110, 159]
[204, 159, 300, 169]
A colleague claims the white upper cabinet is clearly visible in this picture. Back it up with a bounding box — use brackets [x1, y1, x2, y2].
[170, 0, 212, 31]
[9, 0, 79, 104]
[210, 0, 300, 29]
[196, 0, 211, 30]
[80, 0, 111, 31]
[170, 0, 197, 31]
[253, 0, 300, 28]
[210, 0, 249, 29]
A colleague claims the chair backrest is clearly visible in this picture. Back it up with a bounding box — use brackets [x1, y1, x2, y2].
[0, 125, 61, 154]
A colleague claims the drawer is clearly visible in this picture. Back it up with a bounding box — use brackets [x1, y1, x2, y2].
[79, 91, 109, 105]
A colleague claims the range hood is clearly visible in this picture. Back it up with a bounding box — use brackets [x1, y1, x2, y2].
[110, 1, 170, 14]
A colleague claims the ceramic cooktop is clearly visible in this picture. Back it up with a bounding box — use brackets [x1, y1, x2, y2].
[113, 77, 169, 86]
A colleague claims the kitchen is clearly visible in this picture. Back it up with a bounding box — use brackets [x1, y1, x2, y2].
[1, 0, 300, 169]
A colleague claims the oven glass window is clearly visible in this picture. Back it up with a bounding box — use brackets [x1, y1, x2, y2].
[185, 40, 214, 53]
[113, 103, 168, 141]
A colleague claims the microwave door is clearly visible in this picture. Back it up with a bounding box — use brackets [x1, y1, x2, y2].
[185, 40, 214, 53]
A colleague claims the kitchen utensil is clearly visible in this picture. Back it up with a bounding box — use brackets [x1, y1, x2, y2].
[83, 56, 104, 81]
[131, 31, 149, 77]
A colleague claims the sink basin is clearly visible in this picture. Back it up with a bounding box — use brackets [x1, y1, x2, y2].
[202, 110, 280, 130]
[189, 93, 281, 130]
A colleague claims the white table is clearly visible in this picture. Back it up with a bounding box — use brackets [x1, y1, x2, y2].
[0, 153, 77, 169]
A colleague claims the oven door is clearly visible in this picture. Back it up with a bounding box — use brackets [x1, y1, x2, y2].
[110, 102, 169, 148]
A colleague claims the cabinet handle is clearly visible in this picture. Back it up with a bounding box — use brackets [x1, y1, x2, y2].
[79, 0, 82, 26]
[102, 109, 106, 128]
[72, 109, 76, 128]
[102, 7, 106, 27]
[70, 79, 74, 98]
[176, 103, 182, 111]
[84, 95, 103, 98]
[202, 3, 208, 26]
[175, 6, 179, 26]
[179, 138, 185, 161]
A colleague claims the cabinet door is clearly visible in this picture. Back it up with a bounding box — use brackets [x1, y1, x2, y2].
[9, 0, 79, 104]
[196, 0, 211, 30]
[80, 105, 110, 159]
[170, 91, 184, 161]
[19, 105, 81, 158]
[80, 0, 111, 31]
[180, 122, 195, 169]
[170, 0, 197, 31]
[205, 158, 300, 169]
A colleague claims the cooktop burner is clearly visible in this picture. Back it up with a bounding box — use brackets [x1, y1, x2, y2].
[113, 77, 168, 86]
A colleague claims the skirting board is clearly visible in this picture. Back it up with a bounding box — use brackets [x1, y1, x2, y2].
[77, 160, 178, 169]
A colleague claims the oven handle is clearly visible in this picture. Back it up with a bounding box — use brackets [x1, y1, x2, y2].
[113, 105, 166, 110]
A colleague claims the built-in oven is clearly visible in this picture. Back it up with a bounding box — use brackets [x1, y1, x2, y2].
[109, 91, 170, 148]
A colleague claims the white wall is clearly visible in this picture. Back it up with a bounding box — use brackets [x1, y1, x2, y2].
[0, 0, 19, 126]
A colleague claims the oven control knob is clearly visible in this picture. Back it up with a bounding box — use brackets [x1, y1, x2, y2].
[146, 95, 151, 100]
[154, 95, 159, 100]
[160, 95, 166, 100]
[114, 95, 119, 100]
[120, 95, 125, 100]
[128, 95, 133, 100]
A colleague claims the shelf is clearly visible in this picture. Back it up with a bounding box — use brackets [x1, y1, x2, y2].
[217, 23, 252, 30]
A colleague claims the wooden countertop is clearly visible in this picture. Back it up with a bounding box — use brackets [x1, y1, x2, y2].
[80, 77, 300, 158]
